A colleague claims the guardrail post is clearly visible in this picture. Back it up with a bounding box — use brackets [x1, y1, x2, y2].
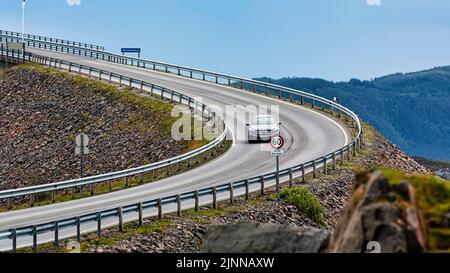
[260, 176, 265, 195]
[348, 145, 352, 161]
[313, 160, 317, 178]
[289, 168, 293, 188]
[332, 153, 336, 171]
[153, 169, 157, 179]
[360, 128, 364, 146]
[166, 165, 170, 176]
[190, 71, 193, 78]
[90, 184, 95, 196]
[108, 180, 112, 192]
[323, 157, 328, 175]
[229, 183, 234, 204]
[340, 149, 345, 166]
[158, 198, 163, 219]
[139, 173, 144, 184]
[138, 203, 143, 226]
[54, 222, 59, 247]
[97, 213, 102, 237]
[76, 217, 81, 242]
[195, 191, 200, 212]
[301, 164, 305, 183]
[72, 187, 76, 199]
[353, 142, 357, 157]
[29, 194, 35, 207]
[125, 177, 129, 188]
[312, 99, 315, 109]
[11, 229, 17, 253]
[245, 180, 250, 200]
[212, 187, 217, 209]
[32, 226, 37, 254]
[176, 195, 182, 217]
[118, 207, 124, 232]
[52, 190, 56, 203]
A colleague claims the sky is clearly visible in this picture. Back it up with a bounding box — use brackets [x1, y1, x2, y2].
[1, 0, 449, 81]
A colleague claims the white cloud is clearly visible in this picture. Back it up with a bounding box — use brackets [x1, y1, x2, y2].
[367, 0, 381, 6]
[67, 0, 81, 6]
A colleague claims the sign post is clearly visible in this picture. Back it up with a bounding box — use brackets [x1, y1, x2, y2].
[75, 133, 90, 178]
[270, 136, 285, 202]
[121, 48, 141, 58]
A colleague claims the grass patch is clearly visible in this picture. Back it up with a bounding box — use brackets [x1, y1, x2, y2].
[280, 186, 325, 226]
[80, 219, 172, 253]
[381, 169, 450, 252]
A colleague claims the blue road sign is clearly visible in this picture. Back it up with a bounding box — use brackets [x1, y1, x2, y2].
[121, 48, 141, 54]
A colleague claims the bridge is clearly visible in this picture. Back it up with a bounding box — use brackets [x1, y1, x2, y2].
[0, 30, 362, 252]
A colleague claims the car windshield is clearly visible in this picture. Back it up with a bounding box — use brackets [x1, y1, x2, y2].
[252, 117, 275, 126]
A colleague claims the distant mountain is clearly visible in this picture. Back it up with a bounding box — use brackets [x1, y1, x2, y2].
[255, 66, 450, 161]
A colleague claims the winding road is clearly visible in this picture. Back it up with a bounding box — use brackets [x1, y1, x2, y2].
[0, 47, 351, 251]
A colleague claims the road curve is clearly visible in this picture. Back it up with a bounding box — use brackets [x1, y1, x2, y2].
[0, 48, 351, 249]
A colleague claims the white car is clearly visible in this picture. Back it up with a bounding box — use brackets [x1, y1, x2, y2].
[247, 115, 281, 143]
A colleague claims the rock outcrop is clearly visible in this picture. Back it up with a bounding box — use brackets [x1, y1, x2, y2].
[328, 170, 428, 253]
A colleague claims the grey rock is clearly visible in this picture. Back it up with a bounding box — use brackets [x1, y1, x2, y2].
[201, 221, 330, 253]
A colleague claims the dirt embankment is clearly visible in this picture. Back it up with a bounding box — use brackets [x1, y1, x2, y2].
[0, 65, 186, 190]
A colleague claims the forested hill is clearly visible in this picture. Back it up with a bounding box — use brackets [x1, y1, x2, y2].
[255, 66, 450, 161]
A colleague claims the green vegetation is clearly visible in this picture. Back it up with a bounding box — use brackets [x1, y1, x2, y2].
[280, 186, 325, 226]
[381, 169, 450, 252]
[255, 66, 450, 161]
[80, 219, 172, 253]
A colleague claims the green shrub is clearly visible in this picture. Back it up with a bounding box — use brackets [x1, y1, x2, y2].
[280, 186, 324, 226]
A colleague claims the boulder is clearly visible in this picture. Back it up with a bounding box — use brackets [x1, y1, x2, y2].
[201, 221, 330, 253]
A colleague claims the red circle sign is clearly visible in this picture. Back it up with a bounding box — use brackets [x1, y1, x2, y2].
[271, 136, 284, 149]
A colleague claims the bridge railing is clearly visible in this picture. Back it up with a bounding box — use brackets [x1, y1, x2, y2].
[0, 30, 105, 51]
[0, 35, 363, 253]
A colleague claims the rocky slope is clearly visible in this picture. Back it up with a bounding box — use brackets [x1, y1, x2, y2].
[0, 65, 185, 191]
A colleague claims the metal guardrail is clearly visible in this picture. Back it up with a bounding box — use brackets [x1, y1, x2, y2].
[0, 30, 104, 51]
[0, 49, 227, 201]
[0, 34, 363, 253]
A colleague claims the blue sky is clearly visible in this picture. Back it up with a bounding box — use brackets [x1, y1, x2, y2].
[1, 0, 449, 81]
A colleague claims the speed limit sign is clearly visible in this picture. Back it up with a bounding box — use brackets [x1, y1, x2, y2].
[271, 136, 284, 150]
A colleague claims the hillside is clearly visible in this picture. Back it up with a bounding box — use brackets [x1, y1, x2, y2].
[256, 66, 450, 161]
[0, 65, 187, 190]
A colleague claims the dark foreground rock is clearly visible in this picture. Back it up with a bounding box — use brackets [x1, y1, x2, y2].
[201, 222, 330, 253]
